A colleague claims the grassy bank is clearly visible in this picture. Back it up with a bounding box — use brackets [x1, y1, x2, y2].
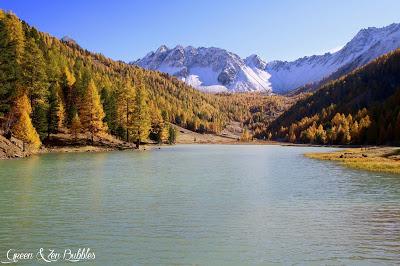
[305, 147, 400, 174]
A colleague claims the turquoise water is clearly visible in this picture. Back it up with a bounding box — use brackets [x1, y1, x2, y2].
[0, 145, 399, 265]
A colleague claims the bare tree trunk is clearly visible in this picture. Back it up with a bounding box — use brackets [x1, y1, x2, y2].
[136, 129, 140, 149]
[136, 138, 140, 149]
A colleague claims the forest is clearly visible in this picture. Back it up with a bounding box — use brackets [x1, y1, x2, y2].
[2, 9, 398, 151]
[267, 48, 400, 145]
[0, 10, 295, 151]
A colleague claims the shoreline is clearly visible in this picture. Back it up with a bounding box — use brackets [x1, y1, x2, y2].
[305, 147, 400, 175]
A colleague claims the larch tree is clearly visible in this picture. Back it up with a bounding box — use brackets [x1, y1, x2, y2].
[132, 83, 151, 148]
[118, 78, 135, 142]
[61, 66, 76, 125]
[79, 79, 106, 143]
[11, 93, 41, 151]
[150, 105, 166, 144]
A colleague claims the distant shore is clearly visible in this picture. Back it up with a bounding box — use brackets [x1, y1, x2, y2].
[3, 128, 400, 175]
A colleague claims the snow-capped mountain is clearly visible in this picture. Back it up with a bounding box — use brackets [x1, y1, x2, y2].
[133, 46, 272, 93]
[267, 23, 400, 93]
[134, 23, 400, 93]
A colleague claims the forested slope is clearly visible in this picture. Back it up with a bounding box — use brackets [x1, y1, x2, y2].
[267, 48, 400, 145]
[0, 10, 297, 150]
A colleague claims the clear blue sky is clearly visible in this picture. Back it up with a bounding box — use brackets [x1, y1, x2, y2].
[1, 0, 400, 62]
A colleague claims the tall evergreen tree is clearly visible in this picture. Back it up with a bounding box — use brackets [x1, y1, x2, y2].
[118, 78, 135, 142]
[47, 82, 63, 137]
[79, 79, 106, 143]
[0, 11, 25, 116]
[132, 84, 151, 148]
[22, 37, 48, 106]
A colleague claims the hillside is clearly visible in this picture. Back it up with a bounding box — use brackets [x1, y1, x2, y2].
[0, 10, 295, 152]
[267, 48, 400, 145]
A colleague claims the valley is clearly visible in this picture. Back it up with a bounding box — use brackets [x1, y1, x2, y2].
[1, 9, 400, 171]
[1, 2, 400, 265]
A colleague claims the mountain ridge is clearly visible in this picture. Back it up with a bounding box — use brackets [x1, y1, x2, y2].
[134, 22, 400, 94]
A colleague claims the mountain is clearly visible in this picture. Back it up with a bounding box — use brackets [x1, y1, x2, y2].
[1, 10, 292, 148]
[134, 23, 400, 93]
[265, 48, 400, 145]
[267, 23, 400, 93]
[0, 10, 236, 145]
[133, 46, 272, 93]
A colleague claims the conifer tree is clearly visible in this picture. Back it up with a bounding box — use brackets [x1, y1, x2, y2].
[132, 84, 151, 148]
[0, 11, 25, 115]
[47, 82, 64, 137]
[100, 87, 118, 135]
[62, 66, 76, 125]
[22, 37, 48, 106]
[11, 93, 41, 151]
[240, 127, 252, 142]
[32, 102, 48, 140]
[70, 113, 81, 140]
[79, 79, 106, 143]
[118, 78, 135, 142]
[168, 125, 177, 145]
[150, 107, 166, 143]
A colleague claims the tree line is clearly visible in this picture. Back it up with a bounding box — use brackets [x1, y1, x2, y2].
[0, 11, 244, 149]
[0, 10, 323, 149]
[266, 47, 400, 145]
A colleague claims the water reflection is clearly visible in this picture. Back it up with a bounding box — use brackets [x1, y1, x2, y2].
[0, 145, 399, 264]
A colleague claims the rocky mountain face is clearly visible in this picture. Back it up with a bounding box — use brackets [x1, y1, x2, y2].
[134, 46, 272, 93]
[267, 23, 400, 93]
[134, 23, 400, 93]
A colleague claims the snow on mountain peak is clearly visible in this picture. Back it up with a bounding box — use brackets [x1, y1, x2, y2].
[134, 46, 272, 93]
[134, 22, 400, 93]
[265, 22, 400, 93]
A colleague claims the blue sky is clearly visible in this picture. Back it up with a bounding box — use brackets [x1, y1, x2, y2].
[1, 0, 400, 62]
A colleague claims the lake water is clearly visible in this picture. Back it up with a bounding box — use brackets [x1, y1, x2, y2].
[0, 145, 399, 265]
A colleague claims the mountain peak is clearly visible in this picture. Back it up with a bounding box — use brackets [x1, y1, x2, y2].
[135, 22, 400, 94]
[245, 54, 267, 69]
[61, 36, 77, 45]
[134, 46, 272, 93]
[155, 45, 169, 53]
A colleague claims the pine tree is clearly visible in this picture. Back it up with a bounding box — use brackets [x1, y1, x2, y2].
[32, 101, 48, 140]
[62, 66, 76, 125]
[168, 125, 177, 145]
[0, 11, 25, 116]
[159, 126, 169, 144]
[47, 82, 64, 137]
[132, 84, 151, 148]
[79, 79, 106, 143]
[22, 37, 48, 106]
[118, 78, 135, 142]
[100, 87, 118, 136]
[150, 107, 166, 143]
[70, 113, 81, 140]
[11, 93, 41, 151]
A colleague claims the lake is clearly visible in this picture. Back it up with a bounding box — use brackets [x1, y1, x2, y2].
[0, 145, 399, 265]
